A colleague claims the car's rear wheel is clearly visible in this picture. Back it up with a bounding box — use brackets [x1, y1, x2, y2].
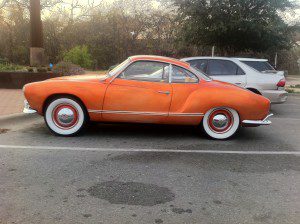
[202, 107, 240, 140]
[44, 97, 87, 136]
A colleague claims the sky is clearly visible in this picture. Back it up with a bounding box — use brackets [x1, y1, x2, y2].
[56, 0, 300, 23]
[44, 0, 299, 23]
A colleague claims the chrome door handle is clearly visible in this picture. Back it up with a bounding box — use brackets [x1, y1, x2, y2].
[158, 91, 170, 95]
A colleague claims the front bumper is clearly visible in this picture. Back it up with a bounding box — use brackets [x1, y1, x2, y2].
[23, 100, 37, 114]
[261, 90, 288, 104]
[242, 113, 273, 126]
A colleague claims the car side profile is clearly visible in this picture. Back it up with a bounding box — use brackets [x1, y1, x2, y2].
[23, 55, 272, 140]
[181, 57, 287, 103]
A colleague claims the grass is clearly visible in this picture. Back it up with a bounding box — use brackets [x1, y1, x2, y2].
[289, 84, 300, 88]
[287, 84, 300, 93]
[286, 89, 296, 93]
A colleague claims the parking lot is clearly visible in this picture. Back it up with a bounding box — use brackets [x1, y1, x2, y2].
[0, 94, 299, 224]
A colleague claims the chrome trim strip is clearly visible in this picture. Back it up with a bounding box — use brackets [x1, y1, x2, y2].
[88, 110, 204, 117]
[169, 113, 204, 117]
[89, 110, 166, 116]
[110, 58, 202, 84]
[242, 113, 273, 125]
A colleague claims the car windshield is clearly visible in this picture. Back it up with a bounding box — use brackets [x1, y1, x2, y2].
[108, 59, 130, 77]
[241, 61, 275, 72]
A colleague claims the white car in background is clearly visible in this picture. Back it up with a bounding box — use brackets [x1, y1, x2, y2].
[181, 57, 287, 103]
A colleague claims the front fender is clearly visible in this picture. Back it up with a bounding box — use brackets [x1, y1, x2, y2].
[24, 80, 107, 115]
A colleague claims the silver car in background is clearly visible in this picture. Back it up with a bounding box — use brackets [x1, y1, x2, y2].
[181, 57, 288, 103]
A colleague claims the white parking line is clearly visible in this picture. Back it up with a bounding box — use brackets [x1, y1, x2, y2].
[0, 145, 299, 155]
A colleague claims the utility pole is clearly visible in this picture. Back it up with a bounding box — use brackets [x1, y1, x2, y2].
[30, 0, 45, 66]
[274, 52, 278, 69]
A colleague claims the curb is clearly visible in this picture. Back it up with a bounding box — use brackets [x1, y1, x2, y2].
[0, 113, 25, 120]
[0, 113, 40, 125]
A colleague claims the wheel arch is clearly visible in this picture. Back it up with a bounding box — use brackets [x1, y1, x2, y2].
[42, 93, 89, 120]
[246, 88, 261, 95]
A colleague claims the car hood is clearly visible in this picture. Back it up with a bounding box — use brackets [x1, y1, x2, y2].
[50, 73, 108, 82]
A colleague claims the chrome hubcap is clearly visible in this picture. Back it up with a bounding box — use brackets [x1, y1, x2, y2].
[57, 108, 75, 124]
[212, 114, 228, 129]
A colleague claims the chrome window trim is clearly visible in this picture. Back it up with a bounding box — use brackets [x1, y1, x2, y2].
[109, 59, 132, 83]
[109, 59, 204, 84]
[170, 64, 200, 84]
[169, 64, 172, 83]
[111, 60, 170, 84]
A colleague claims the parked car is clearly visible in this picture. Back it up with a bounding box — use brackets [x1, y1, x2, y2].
[181, 57, 287, 103]
[23, 55, 272, 140]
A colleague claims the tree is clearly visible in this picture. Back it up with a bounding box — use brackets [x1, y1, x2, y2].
[173, 0, 299, 54]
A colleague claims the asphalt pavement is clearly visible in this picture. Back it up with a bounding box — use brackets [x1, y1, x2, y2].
[0, 94, 299, 224]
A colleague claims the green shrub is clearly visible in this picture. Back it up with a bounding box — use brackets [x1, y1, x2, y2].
[0, 62, 25, 72]
[63, 45, 93, 68]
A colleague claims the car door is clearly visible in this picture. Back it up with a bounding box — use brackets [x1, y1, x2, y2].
[207, 59, 246, 87]
[168, 65, 203, 125]
[102, 61, 172, 123]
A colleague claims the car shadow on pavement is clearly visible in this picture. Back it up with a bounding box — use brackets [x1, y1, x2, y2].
[107, 152, 300, 173]
[86, 123, 204, 139]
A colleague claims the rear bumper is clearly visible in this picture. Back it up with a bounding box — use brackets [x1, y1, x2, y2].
[261, 90, 288, 104]
[23, 100, 37, 114]
[242, 113, 273, 126]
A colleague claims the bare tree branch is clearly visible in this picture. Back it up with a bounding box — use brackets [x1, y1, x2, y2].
[0, 0, 9, 9]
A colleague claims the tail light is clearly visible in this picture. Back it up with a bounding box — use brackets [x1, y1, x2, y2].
[277, 78, 286, 87]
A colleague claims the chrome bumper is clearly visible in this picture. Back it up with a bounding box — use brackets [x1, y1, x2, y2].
[23, 100, 37, 114]
[261, 90, 288, 104]
[242, 113, 273, 126]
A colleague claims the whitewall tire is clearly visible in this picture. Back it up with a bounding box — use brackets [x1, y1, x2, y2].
[202, 107, 240, 140]
[44, 97, 87, 136]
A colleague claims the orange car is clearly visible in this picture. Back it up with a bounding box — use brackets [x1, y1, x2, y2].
[23, 55, 273, 139]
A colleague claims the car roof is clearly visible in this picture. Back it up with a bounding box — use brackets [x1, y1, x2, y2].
[130, 55, 190, 69]
[181, 56, 268, 62]
[235, 58, 268, 62]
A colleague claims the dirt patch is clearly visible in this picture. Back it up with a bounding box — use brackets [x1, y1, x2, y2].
[171, 207, 192, 214]
[0, 128, 9, 134]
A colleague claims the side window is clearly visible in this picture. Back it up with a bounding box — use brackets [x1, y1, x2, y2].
[237, 66, 245, 75]
[188, 59, 208, 73]
[171, 65, 198, 83]
[119, 61, 169, 82]
[207, 60, 243, 76]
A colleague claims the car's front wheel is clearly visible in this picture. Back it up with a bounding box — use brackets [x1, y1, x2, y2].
[202, 107, 240, 140]
[44, 97, 87, 136]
